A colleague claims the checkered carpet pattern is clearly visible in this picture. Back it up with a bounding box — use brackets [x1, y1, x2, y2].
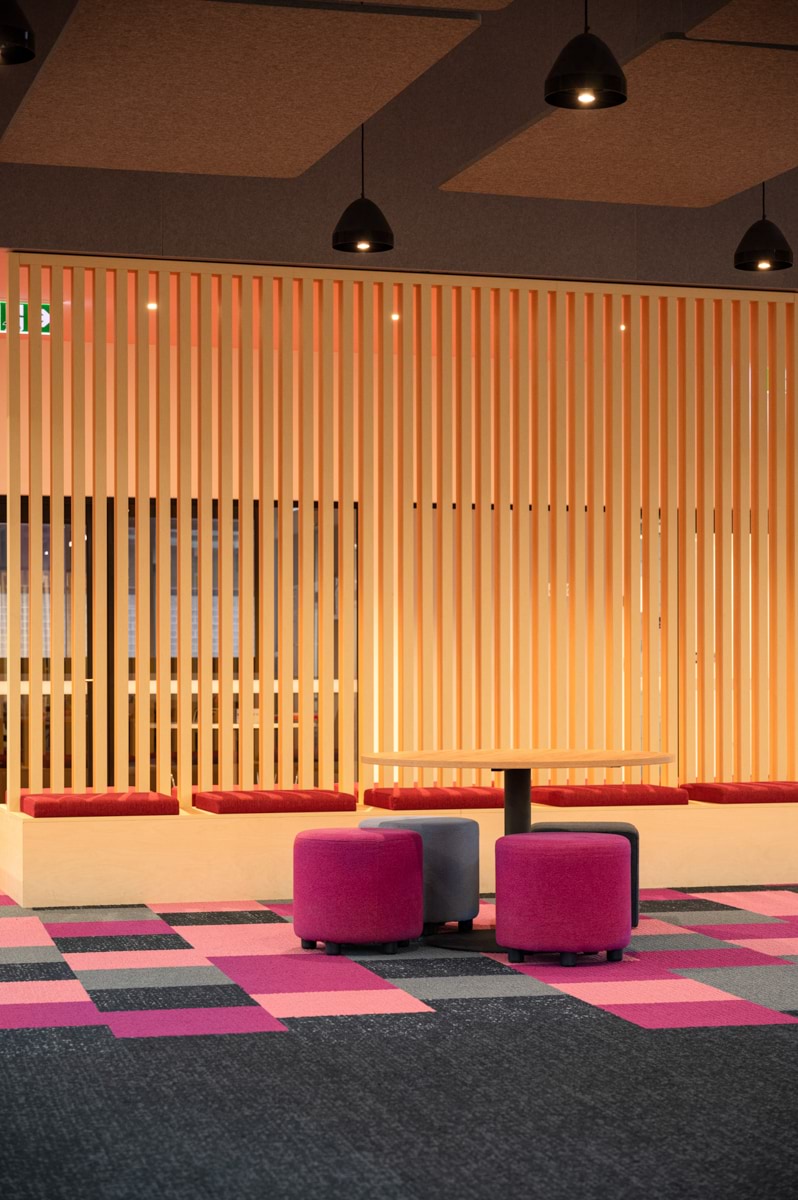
[2, 887, 798, 1036]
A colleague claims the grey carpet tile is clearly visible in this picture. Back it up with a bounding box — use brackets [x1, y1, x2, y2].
[163, 910, 287, 925]
[33, 907, 162, 923]
[626, 933, 735, 952]
[75, 966, 235, 991]
[675, 966, 798, 1012]
[647, 909, 785, 926]
[87, 984, 258, 1012]
[362, 956, 519, 979]
[782, 956, 798, 965]
[674, 884, 798, 893]
[347, 944, 489, 961]
[0, 946, 66, 965]
[51, 934, 193, 954]
[392, 974, 560, 1000]
[0, 908, 39, 919]
[638, 898, 740, 912]
[0, 962, 77, 983]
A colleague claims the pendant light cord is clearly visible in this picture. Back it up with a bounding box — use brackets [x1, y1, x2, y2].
[584, 0, 589, 33]
[761, 180, 766, 220]
[360, 123, 365, 198]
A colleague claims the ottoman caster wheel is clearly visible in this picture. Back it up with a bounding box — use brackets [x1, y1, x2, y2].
[300, 939, 317, 950]
[507, 948, 525, 964]
[560, 952, 578, 967]
[607, 948, 624, 963]
[324, 942, 342, 956]
[458, 919, 473, 933]
[383, 942, 399, 955]
[398, 940, 410, 948]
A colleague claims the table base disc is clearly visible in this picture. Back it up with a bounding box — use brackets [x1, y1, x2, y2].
[421, 928, 505, 954]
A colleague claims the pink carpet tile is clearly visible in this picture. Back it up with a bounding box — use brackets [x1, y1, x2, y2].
[2, 887, 798, 1036]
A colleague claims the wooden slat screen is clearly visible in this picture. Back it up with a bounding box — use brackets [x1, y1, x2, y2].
[1, 252, 796, 802]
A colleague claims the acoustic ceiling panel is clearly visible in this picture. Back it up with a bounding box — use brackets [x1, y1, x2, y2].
[0, 0, 488, 177]
[442, 0, 798, 207]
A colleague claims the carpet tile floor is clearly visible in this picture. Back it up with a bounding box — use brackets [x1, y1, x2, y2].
[1, 888, 798, 1036]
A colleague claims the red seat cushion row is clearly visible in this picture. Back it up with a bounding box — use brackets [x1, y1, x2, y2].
[683, 782, 798, 803]
[364, 786, 503, 811]
[531, 784, 689, 807]
[21, 792, 178, 817]
[193, 789, 357, 814]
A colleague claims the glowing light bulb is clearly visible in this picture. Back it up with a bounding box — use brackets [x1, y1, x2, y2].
[391, 313, 400, 321]
[356, 240, 371, 251]
[577, 90, 596, 105]
[757, 260, 771, 270]
[620, 323, 626, 331]
[146, 301, 158, 310]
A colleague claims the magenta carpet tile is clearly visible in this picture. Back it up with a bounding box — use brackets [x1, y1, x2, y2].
[1, 888, 798, 1034]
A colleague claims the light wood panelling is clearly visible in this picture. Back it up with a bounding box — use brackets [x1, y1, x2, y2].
[3, 252, 797, 800]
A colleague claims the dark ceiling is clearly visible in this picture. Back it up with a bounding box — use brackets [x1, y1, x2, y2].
[0, 0, 796, 290]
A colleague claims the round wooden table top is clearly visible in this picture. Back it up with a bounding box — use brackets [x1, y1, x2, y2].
[361, 748, 674, 771]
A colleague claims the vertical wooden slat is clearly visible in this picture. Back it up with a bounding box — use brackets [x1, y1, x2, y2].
[197, 273, 213, 789]
[379, 285, 397, 773]
[176, 272, 193, 806]
[750, 301, 768, 778]
[113, 268, 129, 789]
[456, 287, 476, 783]
[606, 296, 624, 777]
[6, 256, 22, 808]
[134, 270, 150, 790]
[297, 280, 314, 787]
[155, 271, 172, 795]
[514, 289, 532, 753]
[475, 287, 493, 784]
[258, 276, 276, 788]
[661, 297, 679, 785]
[733, 300, 752, 782]
[625, 296, 642, 773]
[586, 292, 605, 779]
[417, 283, 434, 779]
[398, 282, 415, 782]
[550, 291, 568, 781]
[769, 302, 787, 778]
[50, 266, 67, 791]
[337, 280, 355, 793]
[28, 263, 44, 791]
[317, 278, 335, 785]
[787, 301, 798, 778]
[439, 286, 455, 756]
[531, 290, 550, 783]
[357, 281, 376, 778]
[217, 275, 234, 789]
[69, 269, 87, 790]
[92, 269, 108, 790]
[277, 279, 295, 785]
[495, 288, 513, 750]
[238, 275, 255, 790]
[569, 292, 587, 773]
[715, 300, 733, 781]
[696, 299, 715, 780]
[641, 296, 660, 781]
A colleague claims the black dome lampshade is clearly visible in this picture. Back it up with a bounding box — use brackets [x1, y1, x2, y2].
[332, 124, 394, 253]
[734, 183, 793, 272]
[545, 0, 626, 109]
[0, 1, 35, 65]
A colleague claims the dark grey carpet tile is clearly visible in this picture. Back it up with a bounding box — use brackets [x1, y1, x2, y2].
[0, 1026, 117, 1058]
[51, 934, 193, 954]
[673, 885, 798, 893]
[639, 899, 740, 912]
[163, 910, 287, 926]
[0, 961, 76, 983]
[87, 985, 259, 1012]
[362, 956, 520, 979]
[34, 903, 152, 911]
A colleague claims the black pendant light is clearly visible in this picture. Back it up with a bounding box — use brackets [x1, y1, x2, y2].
[545, 0, 626, 109]
[0, 1, 35, 65]
[332, 123, 394, 254]
[734, 183, 793, 272]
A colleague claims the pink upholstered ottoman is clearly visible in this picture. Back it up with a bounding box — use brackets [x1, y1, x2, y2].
[293, 828, 424, 956]
[495, 832, 631, 966]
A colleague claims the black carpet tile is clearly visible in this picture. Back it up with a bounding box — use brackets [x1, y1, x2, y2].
[0, 1026, 118, 1058]
[50, 934, 194, 954]
[2, 998, 798, 1199]
[0, 961, 76, 982]
[638, 898, 739, 912]
[362, 956, 521, 979]
[32, 904, 151, 912]
[162, 910, 288, 925]
[674, 884, 798, 893]
[86, 985, 259, 1012]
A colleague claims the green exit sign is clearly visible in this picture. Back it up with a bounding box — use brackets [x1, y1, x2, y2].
[0, 301, 51, 334]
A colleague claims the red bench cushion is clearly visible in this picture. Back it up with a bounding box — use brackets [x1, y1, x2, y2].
[193, 789, 357, 814]
[21, 792, 178, 817]
[683, 782, 798, 803]
[364, 786, 503, 811]
[531, 784, 689, 807]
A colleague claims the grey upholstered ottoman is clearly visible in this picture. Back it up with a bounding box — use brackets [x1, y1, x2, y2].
[359, 815, 480, 932]
[530, 820, 640, 926]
